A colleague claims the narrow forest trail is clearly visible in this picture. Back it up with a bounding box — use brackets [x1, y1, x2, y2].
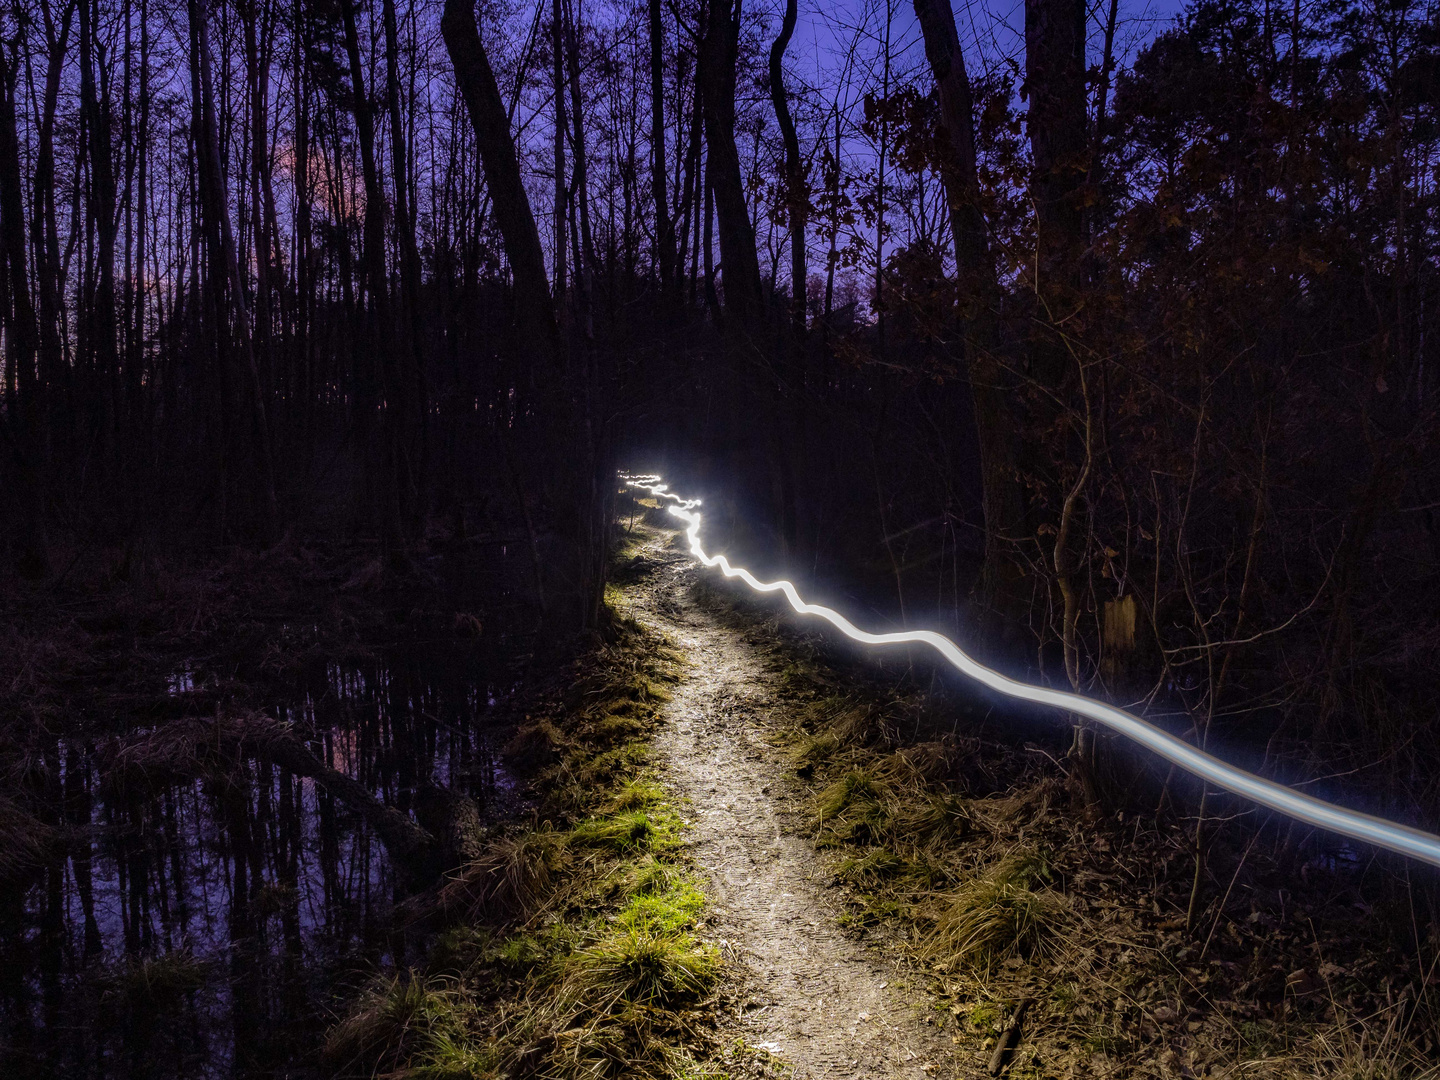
[621, 525, 962, 1079]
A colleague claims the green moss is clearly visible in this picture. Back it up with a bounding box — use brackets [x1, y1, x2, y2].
[570, 809, 676, 853]
[617, 882, 706, 934]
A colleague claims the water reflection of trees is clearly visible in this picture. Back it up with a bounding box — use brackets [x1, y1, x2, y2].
[0, 648, 518, 1078]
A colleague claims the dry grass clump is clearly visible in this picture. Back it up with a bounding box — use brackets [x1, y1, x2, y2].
[98, 949, 212, 1009]
[0, 795, 53, 881]
[927, 849, 1066, 971]
[616, 854, 685, 900]
[559, 923, 720, 1008]
[503, 717, 567, 771]
[439, 829, 570, 923]
[570, 809, 676, 853]
[836, 846, 906, 883]
[608, 778, 665, 812]
[813, 767, 894, 845]
[1277, 1000, 1440, 1080]
[324, 972, 495, 1079]
[800, 696, 888, 748]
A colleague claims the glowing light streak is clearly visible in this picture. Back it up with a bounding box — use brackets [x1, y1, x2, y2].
[621, 475, 1440, 869]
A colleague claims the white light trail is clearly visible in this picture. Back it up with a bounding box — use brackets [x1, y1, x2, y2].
[621, 475, 1440, 869]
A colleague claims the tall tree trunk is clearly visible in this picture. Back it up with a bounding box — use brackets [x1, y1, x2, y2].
[338, 0, 405, 555]
[551, 0, 567, 323]
[292, 3, 313, 464]
[33, 0, 73, 446]
[1025, 0, 1087, 334]
[563, 0, 594, 339]
[441, 0, 559, 360]
[648, 0, 673, 295]
[0, 43, 48, 573]
[768, 0, 805, 345]
[383, 0, 427, 528]
[913, 0, 1028, 642]
[698, 0, 762, 331]
[188, 0, 279, 542]
[131, 0, 150, 445]
[242, 0, 274, 413]
[79, 0, 119, 463]
[676, 51, 703, 307]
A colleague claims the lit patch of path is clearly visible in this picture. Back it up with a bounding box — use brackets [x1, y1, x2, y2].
[625, 530, 959, 1079]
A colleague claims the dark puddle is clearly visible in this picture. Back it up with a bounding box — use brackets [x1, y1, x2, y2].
[0, 641, 528, 1078]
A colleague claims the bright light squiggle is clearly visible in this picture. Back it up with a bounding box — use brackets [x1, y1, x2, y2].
[621, 475, 1440, 868]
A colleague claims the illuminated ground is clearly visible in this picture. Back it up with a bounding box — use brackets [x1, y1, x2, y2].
[620, 522, 958, 1079]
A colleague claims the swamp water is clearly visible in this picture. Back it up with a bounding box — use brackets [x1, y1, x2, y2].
[0, 640, 527, 1078]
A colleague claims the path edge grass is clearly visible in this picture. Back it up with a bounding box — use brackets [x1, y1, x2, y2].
[323, 530, 729, 1080]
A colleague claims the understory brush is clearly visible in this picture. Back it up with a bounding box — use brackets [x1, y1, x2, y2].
[327, 578, 726, 1079]
[695, 579, 1440, 1080]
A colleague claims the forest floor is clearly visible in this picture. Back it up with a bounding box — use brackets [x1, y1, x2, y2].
[601, 510, 1440, 1080]
[621, 524, 961, 1078]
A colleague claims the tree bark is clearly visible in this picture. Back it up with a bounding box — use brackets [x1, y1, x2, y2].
[32, 0, 73, 435]
[563, 0, 595, 339]
[1024, 0, 1087, 317]
[648, 0, 674, 294]
[551, 0, 568, 322]
[188, 0, 280, 542]
[913, 0, 1028, 642]
[383, 0, 427, 526]
[78, 0, 119, 454]
[0, 41, 48, 574]
[441, 0, 559, 362]
[698, 0, 762, 331]
[768, 0, 805, 344]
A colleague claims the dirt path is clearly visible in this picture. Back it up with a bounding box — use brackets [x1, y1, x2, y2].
[624, 529, 961, 1079]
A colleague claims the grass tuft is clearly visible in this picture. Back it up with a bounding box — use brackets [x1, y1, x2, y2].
[438, 829, 569, 923]
[927, 849, 1066, 971]
[560, 923, 720, 1007]
[626, 855, 684, 896]
[815, 768, 880, 821]
[570, 810, 674, 853]
[836, 846, 905, 883]
[324, 973, 496, 1079]
[609, 777, 666, 812]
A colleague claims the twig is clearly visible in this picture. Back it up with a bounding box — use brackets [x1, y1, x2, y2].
[988, 995, 1034, 1076]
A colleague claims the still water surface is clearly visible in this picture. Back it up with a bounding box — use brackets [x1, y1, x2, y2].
[0, 640, 524, 1078]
